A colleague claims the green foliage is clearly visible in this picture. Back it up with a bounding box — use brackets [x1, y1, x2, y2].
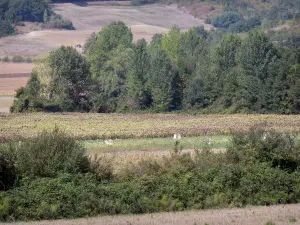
[4, 0, 49, 23]
[227, 126, 300, 172]
[0, 147, 17, 191]
[11, 55, 23, 63]
[13, 21, 300, 114]
[147, 49, 175, 111]
[14, 128, 89, 178]
[11, 72, 42, 112]
[46, 14, 74, 30]
[1, 56, 10, 62]
[212, 11, 242, 28]
[2, 128, 300, 221]
[0, 19, 14, 37]
[47, 46, 91, 111]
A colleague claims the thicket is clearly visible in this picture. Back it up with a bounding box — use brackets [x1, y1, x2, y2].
[1, 126, 300, 222]
[12, 21, 300, 114]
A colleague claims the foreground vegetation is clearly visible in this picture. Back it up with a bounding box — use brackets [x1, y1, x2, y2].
[1, 126, 300, 222]
[2, 113, 300, 141]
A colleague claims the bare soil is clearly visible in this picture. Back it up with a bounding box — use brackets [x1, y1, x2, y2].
[0, 63, 32, 98]
[0, 3, 213, 57]
[5, 204, 300, 225]
[0, 63, 34, 74]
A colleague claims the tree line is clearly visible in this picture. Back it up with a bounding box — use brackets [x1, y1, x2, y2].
[11, 21, 300, 114]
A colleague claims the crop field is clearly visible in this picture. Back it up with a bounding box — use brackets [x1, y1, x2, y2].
[1, 113, 300, 141]
[6, 204, 300, 225]
[0, 3, 213, 57]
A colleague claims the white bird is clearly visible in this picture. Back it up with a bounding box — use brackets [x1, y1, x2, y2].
[104, 139, 114, 145]
[173, 133, 182, 141]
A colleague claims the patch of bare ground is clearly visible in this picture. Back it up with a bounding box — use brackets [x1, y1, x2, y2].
[0, 3, 212, 57]
[0, 63, 32, 99]
[0, 63, 34, 74]
[5, 204, 300, 225]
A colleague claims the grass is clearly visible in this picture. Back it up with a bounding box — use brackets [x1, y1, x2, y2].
[6, 204, 300, 225]
[84, 135, 229, 154]
[2, 113, 300, 141]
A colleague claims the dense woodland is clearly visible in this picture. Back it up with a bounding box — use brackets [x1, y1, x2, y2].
[12, 21, 300, 114]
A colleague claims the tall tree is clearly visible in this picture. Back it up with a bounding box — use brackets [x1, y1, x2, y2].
[147, 49, 175, 111]
[125, 39, 150, 109]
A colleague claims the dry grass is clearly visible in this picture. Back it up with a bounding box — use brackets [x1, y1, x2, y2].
[1, 113, 300, 141]
[0, 3, 212, 57]
[0, 96, 14, 113]
[5, 204, 300, 225]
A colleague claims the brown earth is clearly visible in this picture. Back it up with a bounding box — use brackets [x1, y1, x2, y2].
[4, 204, 300, 225]
[0, 3, 213, 58]
[0, 62, 34, 74]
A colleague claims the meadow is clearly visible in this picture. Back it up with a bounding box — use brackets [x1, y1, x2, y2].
[0, 3, 212, 58]
[1, 113, 300, 141]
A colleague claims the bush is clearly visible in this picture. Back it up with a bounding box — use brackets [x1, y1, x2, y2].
[15, 128, 90, 178]
[47, 14, 75, 30]
[212, 11, 242, 28]
[25, 57, 32, 63]
[0, 147, 17, 191]
[11, 55, 24, 63]
[1, 56, 10, 62]
[0, 20, 14, 38]
[227, 125, 300, 172]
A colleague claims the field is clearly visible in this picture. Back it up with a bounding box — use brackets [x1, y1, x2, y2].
[1, 113, 300, 141]
[0, 3, 213, 58]
[0, 62, 33, 112]
[5, 204, 300, 225]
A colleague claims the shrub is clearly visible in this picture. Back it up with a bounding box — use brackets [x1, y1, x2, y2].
[212, 11, 242, 28]
[205, 17, 211, 24]
[25, 57, 32, 63]
[15, 128, 90, 178]
[227, 125, 300, 171]
[11, 55, 24, 63]
[47, 14, 75, 30]
[0, 20, 14, 38]
[0, 147, 17, 191]
[1, 56, 10, 62]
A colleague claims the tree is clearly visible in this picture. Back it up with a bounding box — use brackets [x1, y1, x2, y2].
[87, 21, 133, 112]
[0, 19, 14, 37]
[43, 9, 48, 24]
[287, 64, 300, 113]
[125, 39, 150, 109]
[47, 46, 91, 111]
[214, 33, 241, 72]
[161, 26, 181, 65]
[147, 49, 175, 111]
[11, 72, 42, 112]
[238, 31, 276, 80]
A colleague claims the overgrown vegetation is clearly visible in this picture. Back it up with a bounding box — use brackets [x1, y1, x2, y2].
[1, 126, 300, 222]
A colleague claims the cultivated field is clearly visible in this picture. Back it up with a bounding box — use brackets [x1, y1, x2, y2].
[0, 62, 33, 112]
[0, 3, 213, 57]
[1, 113, 300, 141]
[5, 204, 300, 225]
